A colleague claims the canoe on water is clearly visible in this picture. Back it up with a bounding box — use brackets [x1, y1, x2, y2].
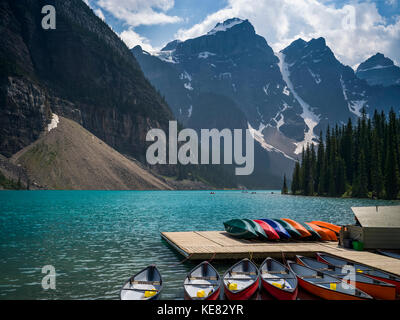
[260, 219, 291, 239]
[282, 219, 312, 238]
[223, 259, 260, 300]
[223, 219, 258, 239]
[310, 221, 341, 234]
[296, 255, 396, 300]
[306, 222, 337, 241]
[120, 265, 163, 300]
[184, 261, 221, 300]
[316, 252, 400, 294]
[377, 250, 400, 260]
[287, 261, 373, 300]
[260, 258, 298, 300]
[253, 220, 280, 240]
[243, 219, 268, 240]
[273, 219, 302, 239]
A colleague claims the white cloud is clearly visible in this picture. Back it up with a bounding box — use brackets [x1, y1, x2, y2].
[119, 28, 157, 52]
[175, 0, 400, 67]
[94, 8, 105, 21]
[97, 0, 182, 26]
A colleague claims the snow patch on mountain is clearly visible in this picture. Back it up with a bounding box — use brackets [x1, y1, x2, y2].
[348, 100, 367, 117]
[277, 52, 320, 154]
[48, 113, 59, 132]
[198, 51, 216, 59]
[184, 83, 194, 90]
[155, 50, 179, 64]
[308, 68, 321, 84]
[208, 18, 245, 35]
[283, 86, 290, 96]
[340, 75, 365, 117]
[248, 123, 295, 161]
[263, 83, 270, 95]
[357, 64, 394, 72]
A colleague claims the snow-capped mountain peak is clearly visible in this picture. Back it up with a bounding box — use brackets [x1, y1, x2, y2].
[207, 18, 247, 35]
[356, 53, 400, 87]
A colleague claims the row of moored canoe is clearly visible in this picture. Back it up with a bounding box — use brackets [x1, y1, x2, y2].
[120, 252, 400, 300]
[224, 218, 340, 241]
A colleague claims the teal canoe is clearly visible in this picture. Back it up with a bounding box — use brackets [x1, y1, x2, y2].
[223, 219, 258, 239]
[301, 222, 321, 241]
[273, 219, 302, 239]
[242, 219, 268, 240]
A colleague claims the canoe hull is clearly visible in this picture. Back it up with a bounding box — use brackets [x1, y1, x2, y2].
[224, 278, 259, 300]
[261, 279, 298, 300]
[253, 220, 280, 240]
[363, 275, 400, 295]
[282, 218, 312, 238]
[297, 277, 367, 300]
[184, 288, 220, 301]
[223, 219, 257, 239]
[317, 253, 400, 295]
[310, 221, 341, 234]
[297, 256, 396, 300]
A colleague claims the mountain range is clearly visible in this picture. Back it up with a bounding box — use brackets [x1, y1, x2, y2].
[133, 17, 400, 185]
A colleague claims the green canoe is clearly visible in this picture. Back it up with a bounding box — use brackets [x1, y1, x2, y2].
[242, 219, 268, 240]
[273, 219, 302, 239]
[223, 219, 258, 239]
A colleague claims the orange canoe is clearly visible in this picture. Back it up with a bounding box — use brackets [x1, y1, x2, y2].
[282, 219, 312, 238]
[307, 223, 337, 241]
[304, 222, 331, 241]
[288, 261, 372, 300]
[310, 221, 341, 234]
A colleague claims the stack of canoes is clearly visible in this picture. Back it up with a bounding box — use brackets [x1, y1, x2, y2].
[120, 253, 400, 300]
[223, 218, 340, 241]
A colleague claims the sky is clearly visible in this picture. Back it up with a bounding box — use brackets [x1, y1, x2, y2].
[83, 0, 400, 68]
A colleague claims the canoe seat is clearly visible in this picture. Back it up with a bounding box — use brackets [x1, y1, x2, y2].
[122, 288, 158, 292]
[263, 276, 296, 280]
[313, 281, 342, 285]
[224, 277, 255, 281]
[231, 271, 257, 275]
[189, 276, 218, 281]
[184, 284, 216, 287]
[130, 280, 161, 285]
[301, 275, 323, 279]
[262, 270, 287, 275]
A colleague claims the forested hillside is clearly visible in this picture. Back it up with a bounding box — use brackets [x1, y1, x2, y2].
[290, 109, 400, 200]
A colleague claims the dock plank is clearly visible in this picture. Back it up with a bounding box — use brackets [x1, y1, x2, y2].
[161, 231, 400, 276]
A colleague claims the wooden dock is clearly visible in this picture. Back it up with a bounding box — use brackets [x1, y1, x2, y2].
[161, 231, 400, 276]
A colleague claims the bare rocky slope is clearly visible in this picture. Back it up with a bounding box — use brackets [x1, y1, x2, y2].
[10, 116, 173, 190]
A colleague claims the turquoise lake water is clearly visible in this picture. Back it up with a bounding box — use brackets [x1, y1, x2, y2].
[0, 190, 398, 300]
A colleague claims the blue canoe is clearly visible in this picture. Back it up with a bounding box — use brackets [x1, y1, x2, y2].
[260, 219, 291, 239]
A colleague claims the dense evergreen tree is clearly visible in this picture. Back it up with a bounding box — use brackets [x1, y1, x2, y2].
[291, 161, 301, 195]
[282, 175, 288, 195]
[290, 109, 400, 200]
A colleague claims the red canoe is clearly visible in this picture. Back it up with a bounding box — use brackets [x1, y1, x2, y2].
[260, 258, 298, 300]
[253, 220, 280, 240]
[223, 259, 260, 300]
[183, 261, 221, 300]
[288, 261, 372, 300]
[282, 219, 312, 238]
[316, 252, 400, 294]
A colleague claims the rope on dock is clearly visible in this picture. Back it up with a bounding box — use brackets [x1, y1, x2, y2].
[208, 252, 216, 263]
[170, 253, 193, 266]
[249, 251, 254, 262]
